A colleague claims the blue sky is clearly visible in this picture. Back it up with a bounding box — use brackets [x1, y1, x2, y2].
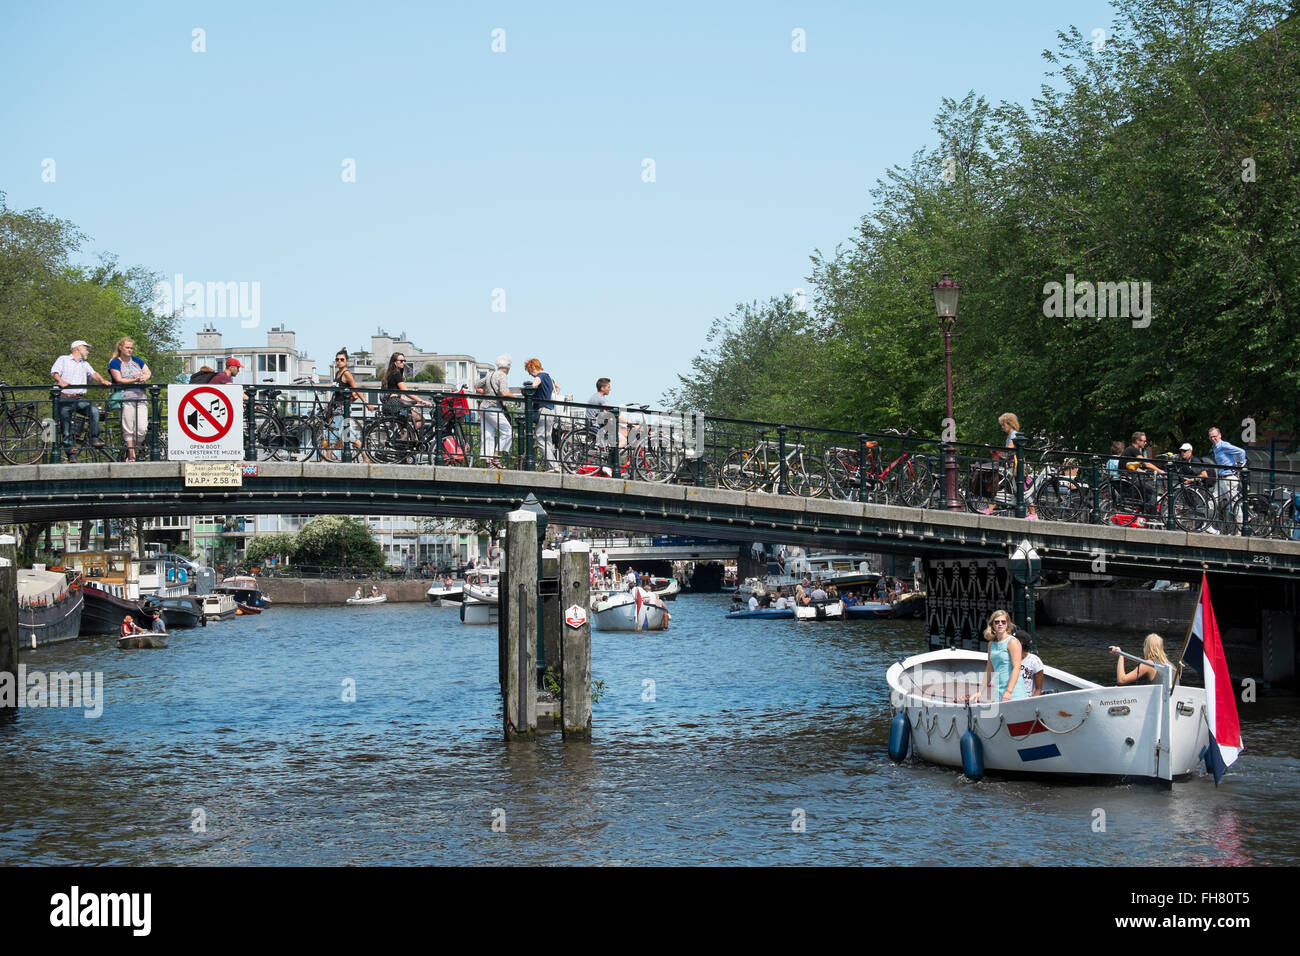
[2, 0, 1117, 404]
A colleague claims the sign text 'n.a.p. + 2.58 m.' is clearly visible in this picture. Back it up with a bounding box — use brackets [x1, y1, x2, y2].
[167, 384, 244, 461]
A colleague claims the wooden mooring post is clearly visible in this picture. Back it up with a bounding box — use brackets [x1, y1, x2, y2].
[503, 509, 537, 740]
[0, 535, 18, 722]
[559, 541, 592, 740]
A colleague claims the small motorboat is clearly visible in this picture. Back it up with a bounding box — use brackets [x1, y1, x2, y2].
[725, 606, 795, 620]
[426, 582, 463, 605]
[794, 601, 843, 622]
[201, 592, 238, 621]
[236, 602, 263, 614]
[891, 591, 927, 619]
[460, 568, 500, 625]
[886, 648, 1210, 781]
[346, 593, 388, 606]
[593, 588, 669, 632]
[117, 632, 167, 649]
[844, 602, 894, 620]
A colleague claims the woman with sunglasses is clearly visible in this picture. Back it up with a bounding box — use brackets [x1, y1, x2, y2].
[327, 350, 373, 458]
[977, 610, 1028, 702]
[381, 352, 431, 426]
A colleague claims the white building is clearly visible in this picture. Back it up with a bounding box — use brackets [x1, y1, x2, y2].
[177, 324, 318, 385]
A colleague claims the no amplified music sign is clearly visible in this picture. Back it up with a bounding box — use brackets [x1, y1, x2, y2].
[167, 385, 244, 461]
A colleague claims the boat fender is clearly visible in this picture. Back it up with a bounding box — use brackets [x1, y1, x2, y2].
[960, 705, 984, 781]
[888, 711, 911, 763]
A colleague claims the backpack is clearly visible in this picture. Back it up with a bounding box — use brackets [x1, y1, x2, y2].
[189, 370, 217, 384]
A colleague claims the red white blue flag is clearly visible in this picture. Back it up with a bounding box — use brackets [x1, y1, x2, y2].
[1180, 574, 1242, 784]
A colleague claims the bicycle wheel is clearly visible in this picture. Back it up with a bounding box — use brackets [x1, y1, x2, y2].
[559, 428, 603, 475]
[824, 453, 857, 500]
[275, 416, 323, 462]
[1170, 485, 1212, 533]
[636, 443, 681, 483]
[721, 448, 761, 492]
[1035, 477, 1085, 522]
[896, 457, 936, 508]
[255, 417, 287, 460]
[362, 416, 418, 464]
[1278, 498, 1300, 542]
[0, 409, 47, 464]
[667, 455, 718, 486]
[788, 455, 827, 497]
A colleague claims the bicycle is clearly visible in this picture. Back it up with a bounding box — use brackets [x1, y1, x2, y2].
[557, 407, 679, 481]
[721, 434, 827, 497]
[60, 398, 117, 463]
[361, 394, 477, 466]
[824, 428, 934, 505]
[1096, 470, 1212, 531]
[0, 381, 48, 465]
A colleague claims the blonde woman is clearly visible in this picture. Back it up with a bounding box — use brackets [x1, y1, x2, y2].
[997, 411, 1038, 519]
[1109, 633, 1171, 685]
[977, 610, 1027, 702]
[107, 338, 151, 461]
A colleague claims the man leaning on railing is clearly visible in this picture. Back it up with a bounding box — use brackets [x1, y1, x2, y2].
[1208, 426, 1248, 524]
[50, 339, 111, 454]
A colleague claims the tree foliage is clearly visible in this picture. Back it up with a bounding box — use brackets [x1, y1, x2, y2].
[668, 0, 1300, 452]
[410, 363, 445, 383]
[244, 533, 298, 566]
[0, 192, 184, 385]
[292, 516, 385, 569]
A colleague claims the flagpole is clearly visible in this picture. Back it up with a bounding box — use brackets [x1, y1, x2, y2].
[1173, 573, 1207, 689]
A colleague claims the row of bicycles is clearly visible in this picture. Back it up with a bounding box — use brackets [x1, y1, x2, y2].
[6, 380, 1298, 538]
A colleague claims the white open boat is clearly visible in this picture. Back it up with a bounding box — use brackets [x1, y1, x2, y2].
[592, 588, 669, 632]
[460, 568, 500, 625]
[346, 593, 388, 605]
[426, 582, 463, 605]
[794, 601, 843, 622]
[886, 648, 1211, 783]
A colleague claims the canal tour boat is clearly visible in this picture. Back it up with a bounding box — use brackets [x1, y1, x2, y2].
[592, 587, 669, 632]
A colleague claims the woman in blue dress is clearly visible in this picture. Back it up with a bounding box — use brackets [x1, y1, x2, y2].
[980, 609, 1028, 702]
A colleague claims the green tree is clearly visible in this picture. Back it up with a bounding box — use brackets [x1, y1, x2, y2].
[245, 533, 298, 566]
[677, 1, 1300, 452]
[411, 363, 445, 383]
[293, 516, 385, 570]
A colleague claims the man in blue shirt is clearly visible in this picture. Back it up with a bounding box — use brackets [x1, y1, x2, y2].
[1209, 426, 1248, 528]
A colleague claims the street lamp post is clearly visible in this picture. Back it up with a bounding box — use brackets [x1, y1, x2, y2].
[932, 272, 963, 512]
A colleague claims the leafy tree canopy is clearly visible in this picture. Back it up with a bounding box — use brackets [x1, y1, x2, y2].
[668, 0, 1300, 453]
[293, 516, 386, 569]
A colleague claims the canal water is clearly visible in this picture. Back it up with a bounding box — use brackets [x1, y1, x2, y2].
[1, 596, 1295, 865]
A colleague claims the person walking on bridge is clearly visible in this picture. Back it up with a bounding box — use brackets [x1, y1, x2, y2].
[478, 354, 515, 468]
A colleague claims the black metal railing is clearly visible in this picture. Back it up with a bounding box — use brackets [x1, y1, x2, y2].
[4, 380, 1300, 541]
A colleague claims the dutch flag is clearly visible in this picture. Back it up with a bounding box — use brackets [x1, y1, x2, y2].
[1179, 574, 1243, 784]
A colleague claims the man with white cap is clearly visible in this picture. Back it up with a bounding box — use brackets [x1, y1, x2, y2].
[51, 340, 111, 456]
[1171, 442, 1217, 533]
[477, 354, 516, 468]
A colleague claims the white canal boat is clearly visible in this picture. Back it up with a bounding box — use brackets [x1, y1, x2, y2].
[346, 593, 388, 606]
[886, 648, 1211, 782]
[460, 568, 500, 625]
[201, 592, 239, 621]
[592, 588, 669, 632]
[794, 601, 843, 622]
